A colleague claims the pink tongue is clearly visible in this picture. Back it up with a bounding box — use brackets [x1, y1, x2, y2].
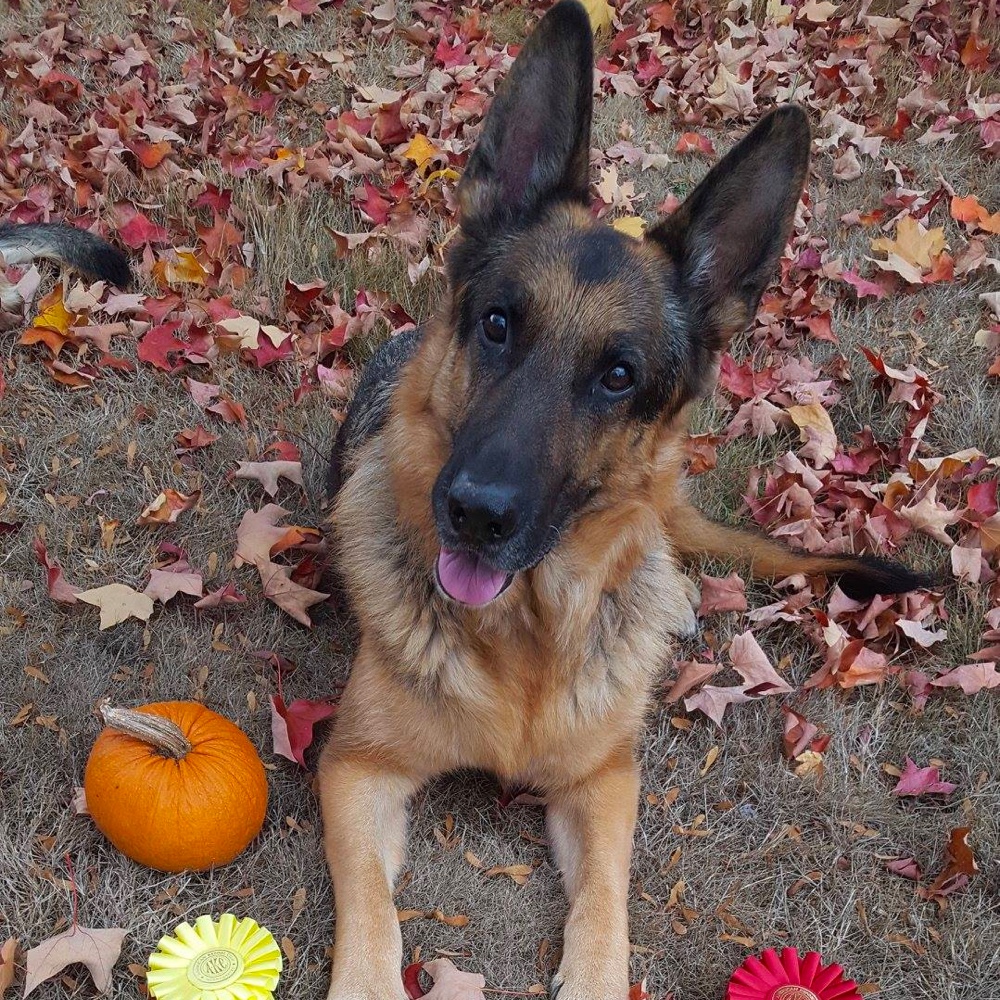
[437, 549, 509, 606]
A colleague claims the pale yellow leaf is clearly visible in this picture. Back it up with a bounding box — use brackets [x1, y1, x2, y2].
[580, 0, 614, 34]
[612, 216, 647, 238]
[77, 584, 155, 629]
[787, 402, 838, 464]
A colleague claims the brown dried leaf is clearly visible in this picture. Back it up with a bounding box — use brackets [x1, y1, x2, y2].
[24, 926, 127, 998]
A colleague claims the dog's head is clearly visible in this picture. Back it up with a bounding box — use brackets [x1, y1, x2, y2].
[423, 0, 810, 607]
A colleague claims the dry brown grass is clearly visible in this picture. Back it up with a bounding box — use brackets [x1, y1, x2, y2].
[2, 3, 999, 999]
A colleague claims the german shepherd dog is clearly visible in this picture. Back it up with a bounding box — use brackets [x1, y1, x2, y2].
[2, 3, 925, 996]
[320, 3, 926, 998]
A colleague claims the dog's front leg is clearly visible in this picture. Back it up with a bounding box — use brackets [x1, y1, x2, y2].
[319, 743, 419, 1000]
[546, 749, 640, 1000]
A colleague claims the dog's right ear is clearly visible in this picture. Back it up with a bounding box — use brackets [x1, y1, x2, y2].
[458, 0, 594, 236]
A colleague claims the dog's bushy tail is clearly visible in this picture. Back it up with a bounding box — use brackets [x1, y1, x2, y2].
[668, 502, 933, 599]
[0, 222, 131, 294]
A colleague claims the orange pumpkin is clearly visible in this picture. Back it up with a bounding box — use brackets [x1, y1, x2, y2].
[84, 701, 268, 873]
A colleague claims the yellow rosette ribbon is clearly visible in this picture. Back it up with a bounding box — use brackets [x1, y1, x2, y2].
[147, 914, 282, 1000]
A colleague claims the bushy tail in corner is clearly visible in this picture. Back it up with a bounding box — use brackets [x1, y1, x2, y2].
[0, 223, 131, 305]
[667, 502, 933, 600]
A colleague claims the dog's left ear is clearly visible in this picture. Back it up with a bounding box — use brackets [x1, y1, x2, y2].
[646, 105, 811, 352]
[458, 0, 594, 235]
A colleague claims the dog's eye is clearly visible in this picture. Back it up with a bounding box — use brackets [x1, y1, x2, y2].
[480, 308, 508, 345]
[601, 363, 634, 395]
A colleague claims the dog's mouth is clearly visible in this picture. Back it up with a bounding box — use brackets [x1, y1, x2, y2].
[435, 548, 514, 607]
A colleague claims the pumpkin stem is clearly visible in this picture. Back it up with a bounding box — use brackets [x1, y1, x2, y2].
[100, 704, 192, 760]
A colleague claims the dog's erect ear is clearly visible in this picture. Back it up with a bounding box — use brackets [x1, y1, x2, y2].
[646, 105, 811, 351]
[458, 0, 594, 234]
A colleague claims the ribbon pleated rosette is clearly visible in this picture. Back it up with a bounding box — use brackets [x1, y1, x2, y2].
[727, 947, 863, 1000]
[147, 913, 282, 1000]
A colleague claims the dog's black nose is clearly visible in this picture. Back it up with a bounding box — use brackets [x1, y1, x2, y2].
[447, 472, 519, 546]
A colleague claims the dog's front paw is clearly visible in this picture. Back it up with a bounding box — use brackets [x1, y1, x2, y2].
[326, 982, 406, 1000]
[551, 968, 628, 1000]
[666, 571, 700, 639]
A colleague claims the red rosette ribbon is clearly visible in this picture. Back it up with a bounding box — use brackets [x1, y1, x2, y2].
[727, 947, 863, 1000]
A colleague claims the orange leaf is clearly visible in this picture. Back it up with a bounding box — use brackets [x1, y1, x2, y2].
[138, 489, 199, 526]
[924, 827, 978, 899]
[131, 139, 172, 168]
[960, 32, 991, 71]
[1, 938, 18, 1000]
[20, 325, 69, 356]
[152, 251, 207, 286]
[43, 359, 95, 388]
[949, 194, 1000, 234]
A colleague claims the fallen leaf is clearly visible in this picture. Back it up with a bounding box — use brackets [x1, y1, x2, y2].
[782, 707, 820, 759]
[929, 663, 1000, 695]
[483, 864, 533, 886]
[407, 959, 486, 1000]
[138, 489, 199, 526]
[235, 505, 322, 566]
[33, 538, 80, 603]
[152, 250, 207, 286]
[950, 194, 1000, 234]
[729, 631, 793, 695]
[0, 939, 17, 1000]
[684, 685, 754, 726]
[402, 134, 440, 174]
[611, 216, 647, 238]
[697, 573, 747, 615]
[256, 558, 329, 626]
[892, 758, 957, 797]
[793, 749, 825, 780]
[799, 0, 838, 22]
[193, 583, 247, 609]
[924, 827, 978, 898]
[77, 584, 155, 629]
[579, 0, 613, 34]
[870, 216, 947, 282]
[233, 461, 305, 498]
[143, 569, 203, 603]
[787, 402, 838, 465]
[24, 926, 127, 998]
[675, 132, 715, 156]
[270, 694, 336, 767]
[886, 857, 922, 881]
[665, 660, 719, 702]
[897, 619, 947, 647]
[898, 486, 960, 545]
[174, 426, 218, 452]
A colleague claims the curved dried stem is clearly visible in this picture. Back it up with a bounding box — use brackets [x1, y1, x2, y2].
[100, 704, 191, 760]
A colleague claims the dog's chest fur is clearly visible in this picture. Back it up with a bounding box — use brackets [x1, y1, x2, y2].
[333, 434, 688, 788]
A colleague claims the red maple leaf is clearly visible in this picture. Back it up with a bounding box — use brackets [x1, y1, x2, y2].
[137, 321, 187, 372]
[117, 210, 171, 248]
[270, 694, 336, 767]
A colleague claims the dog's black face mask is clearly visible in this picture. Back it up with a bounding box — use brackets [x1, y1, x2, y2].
[430, 0, 810, 607]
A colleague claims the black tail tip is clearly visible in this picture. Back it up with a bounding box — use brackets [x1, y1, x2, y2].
[836, 555, 937, 601]
[95, 243, 132, 289]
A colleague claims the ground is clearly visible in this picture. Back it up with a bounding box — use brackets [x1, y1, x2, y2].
[1, 1, 999, 999]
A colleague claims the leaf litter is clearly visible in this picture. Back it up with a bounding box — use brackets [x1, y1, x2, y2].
[2, 0, 999, 994]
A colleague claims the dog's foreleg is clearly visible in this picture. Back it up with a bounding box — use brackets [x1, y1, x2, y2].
[319, 745, 418, 1000]
[546, 749, 639, 1000]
